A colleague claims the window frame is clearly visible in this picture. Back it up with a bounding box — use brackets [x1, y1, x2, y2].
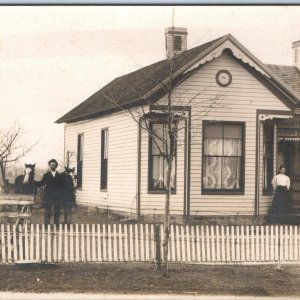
[148, 121, 177, 194]
[100, 128, 109, 191]
[77, 133, 84, 189]
[262, 123, 274, 195]
[201, 121, 245, 195]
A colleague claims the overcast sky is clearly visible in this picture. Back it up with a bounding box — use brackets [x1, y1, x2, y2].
[1, 5, 300, 172]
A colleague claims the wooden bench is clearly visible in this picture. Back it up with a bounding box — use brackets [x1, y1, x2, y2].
[0, 194, 34, 225]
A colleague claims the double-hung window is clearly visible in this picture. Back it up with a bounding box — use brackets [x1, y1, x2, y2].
[148, 122, 176, 192]
[101, 129, 108, 191]
[202, 122, 244, 193]
[77, 134, 84, 188]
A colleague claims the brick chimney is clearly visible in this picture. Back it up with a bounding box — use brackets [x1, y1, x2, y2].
[165, 27, 188, 59]
[292, 40, 300, 70]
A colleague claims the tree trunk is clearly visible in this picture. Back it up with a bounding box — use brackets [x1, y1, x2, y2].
[0, 162, 8, 194]
[162, 155, 173, 276]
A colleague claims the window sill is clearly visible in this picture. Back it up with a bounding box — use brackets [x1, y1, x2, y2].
[148, 190, 177, 195]
[263, 191, 273, 196]
[100, 189, 108, 192]
[202, 190, 244, 195]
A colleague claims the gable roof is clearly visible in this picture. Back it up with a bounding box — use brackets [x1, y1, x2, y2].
[56, 34, 300, 124]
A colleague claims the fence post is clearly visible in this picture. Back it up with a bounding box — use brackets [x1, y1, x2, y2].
[155, 225, 161, 271]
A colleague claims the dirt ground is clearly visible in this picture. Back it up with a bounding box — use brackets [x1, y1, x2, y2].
[0, 262, 299, 296]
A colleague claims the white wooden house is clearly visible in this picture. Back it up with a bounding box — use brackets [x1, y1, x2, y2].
[57, 28, 300, 222]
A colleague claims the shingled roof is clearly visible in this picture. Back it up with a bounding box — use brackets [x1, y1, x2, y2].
[56, 34, 300, 124]
[266, 64, 300, 96]
[56, 35, 225, 123]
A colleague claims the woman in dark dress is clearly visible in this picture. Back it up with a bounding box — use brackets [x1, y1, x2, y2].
[270, 165, 291, 215]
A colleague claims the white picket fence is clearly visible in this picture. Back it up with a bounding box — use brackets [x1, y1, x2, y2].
[0, 224, 300, 264]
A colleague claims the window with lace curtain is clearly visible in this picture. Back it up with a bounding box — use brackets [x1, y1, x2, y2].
[202, 122, 244, 194]
[148, 122, 176, 192]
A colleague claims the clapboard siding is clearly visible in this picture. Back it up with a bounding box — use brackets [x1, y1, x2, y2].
[64, 109, 140, 213]
[152, 52, 291, 216]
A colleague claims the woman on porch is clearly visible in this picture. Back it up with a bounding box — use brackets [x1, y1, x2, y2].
[270, 165, 291, 215]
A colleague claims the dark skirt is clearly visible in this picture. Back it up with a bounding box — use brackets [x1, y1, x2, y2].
[270, 186, 289, 215]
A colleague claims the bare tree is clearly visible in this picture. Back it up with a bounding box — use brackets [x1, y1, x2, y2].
[0, 123, 37, 193]
[101, 49, 223, 276]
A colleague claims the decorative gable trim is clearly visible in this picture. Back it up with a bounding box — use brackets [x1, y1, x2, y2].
[184, 39, 270, 77]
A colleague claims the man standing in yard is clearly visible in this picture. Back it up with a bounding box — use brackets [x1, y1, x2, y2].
[35, 159, 62, 226]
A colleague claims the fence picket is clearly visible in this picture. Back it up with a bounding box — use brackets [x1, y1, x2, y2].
[256, 226, 260, 262]
[261, 226, 265, 262]
[191, 226, 196, 262]
[1, 224, 5, 263]
[266, 226, 269, 262]
[160, 225, 164, 262]
[81, 224, 85, 262]
[70, 225, 74, 262]
[119, 224, 123, 262]
[53, 225, 57, 262]
[186, 226, 191, 262]
[64, 224, 68, 262]
[150, 225, 154, 261]
[284, 225, 288, 261]
[19, 225, 24, 262]
[170, 225, 175, 261]
[29, 224, 34, 261]
[108, 224, 112, 262]
[279, 225, 284, 262]
[58, 225, 62, 261]
[275, 225, 279, 261]
[140, 224, 144, 262]
[231, 226, 235, 262]
[102, 224, 107, 261]
[181, 226, 186, 262]
[176, 226, 181, 262]
[206, 226, 210, 262]
[113, 224, 117, 261]
[226, 226, 230, 262]
[135, 224, 140, 262]
[86, 224, 91, 262]
[220, 226, 225, 262]
[91, 224, 96, 261]
[196, 226, 200, 262]
[289, 226, 293, 261]
[210, 226, 215, 262]
[241, 226, 245, 262]
[75, 224, 79, 262]
[47, 225, 52, 262]
[124, 224, 128, 262]
[35, 225, 40, 262]
[41, 225, 45, 262]
[236, 226, 240, 262]
[245, 226, 249, 262]
[97, 224, 102, 262]
[250, 226, 255, 262]
[129, 225, 133, 261]
[294, 226, 298, 261]
[270, 225, 274, 261]
[145, 224, 149, 261]
[7, 225, 12, 263]
[216, 226, 220, 262]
